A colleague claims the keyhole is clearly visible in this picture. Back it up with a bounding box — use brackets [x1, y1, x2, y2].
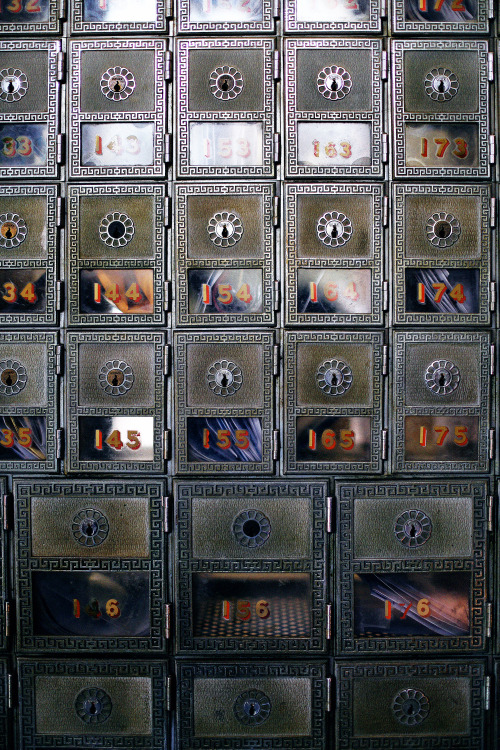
[327, 76, 338, 92]
[438, 373, 446, 387]
[248, 703, 256, 716]
[330, 223, 338, 238]
[331, 372, 338, 386]
[89, 702, 97, 715]
[409, 524, 416, 538]
[5, 227, 12, 239]
[7, 81, 14, 94]
[221, 223, 229, 238]
[438, 224, 447, 237]
[5, 373, 12, 386]
[220, 373, 229, 388]
[112, 373, 119, 386]
[113, 80, 121, 92]
[86, 523, 94, 536]
[220, 77, 230, 91]
[437, 79, 445, 93]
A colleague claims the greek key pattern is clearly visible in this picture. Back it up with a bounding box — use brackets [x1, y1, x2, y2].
[392, 183, 491, 326]
[177, 0, 274, 31]
[71, 0, 168, 32]
[0, 0, 59, 33]
[284, 0, 381, 31]
[392, 2, 489, 34]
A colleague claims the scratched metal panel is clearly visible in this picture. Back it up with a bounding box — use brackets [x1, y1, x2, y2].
[176, 0, 275, 33]
[0, 40, 60, 179]
[336, 660, 487, 749]
[176, 661, 328, 750]
[392, 40, 490, 179]
[70, 0, 168, 33]
[285, 0, 382, 33]
[0, 659, 6, 748]
[0, 0, 61, 34]
[176, 38, 276, 178]
[284, 183, 384, 326]
[335, 480, 488, 656]
[0, 184, 58, 327]
[0, 477, 5, 653]
[392, 330, 491, 473]
[174, 479, 328, 654]
[0, 331, 58, 473]
[285, 38, 384, 179]
[14, 478, 166, 654]
[174, 182, 276, 327]
[65, 331, 165, 474]
[283, 330, 384, 474]
[69, 39, 168, 179]
[18, 659, 168, 750]
[67, 184, 165, 326]
[391, 0, 490, 35]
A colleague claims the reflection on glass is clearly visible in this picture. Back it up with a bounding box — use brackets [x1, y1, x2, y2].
[189, 123, 264, 167]
[188, 269, 263, 315]
[79, 416, 155, 462]
[80, 269, 155, 315]
[0, 415, 46, 461]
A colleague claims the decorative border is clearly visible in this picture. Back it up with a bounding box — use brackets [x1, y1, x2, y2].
[175, 480, 328, 653]
[0, 40, 59, 179]
[392, 0, 489, 34]
[177, 0, 274, 32]
[66, 331, 164, 473]
[176, 38, 275, 178]
[0, 331, 57, 472]
[336, 660, 486, 749]
[285, 182, 384, 326]
[284, 330, 384, 474]
[393, 330, 490, 472]
[285, 38, 383, 178]
[0, 184, 57, 326]
[69, 40, 167, 179]
[0, 0, 60, 33]
[174, 330, 275, 473]
[392, 40, 490, 179]
[67, 184, 165, 326]
[177, 661, 327, 749]
[14, 479, 165, 653]
[284, 0, 381, 32]
[392, 183, 491, 326]
[336, 480, 488, 655]
[175, 182, 275, 326]
[71, 0, 168, 32]
[18, 659, 167, 749]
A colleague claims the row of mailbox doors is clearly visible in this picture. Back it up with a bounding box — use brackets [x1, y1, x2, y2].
[0, 658, 494, 749]
[0, 38, 497, 179]
[0, 478, 494, 657]
[0, 0, 495, 34]
[0, 329, 495, 474]
[0, 182, 497, 328]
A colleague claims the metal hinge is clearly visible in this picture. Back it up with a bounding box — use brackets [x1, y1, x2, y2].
[274, 281, 280, 312]
[56, 344, 63, 374]
[273, 195, 279, 227]
[273, 50, 280, 80]
[164, 196, 171, 227]
[164, 281, 171, 312]
[489, 429, 494, 460]
[381, 51, 388, 80]
[273, 344, 279, 375]
[56, 196, 64, 227]
[383, 281, 389, 312]
[326, 604, 331, 640]
[490, 343, 495, 375]
[326, 677, 332, 713]
[165, 603, 172, 639]
[165, 0, 172, 16]
[488, 0, 494, 17]
[164, 345, 171, 376]
[56, 134, 64, 165]
[326, 496, 333, 533]
[7, 673, 13, 710]
[488, 52, 494, 82]
[383, 195, 388, 227]
[490, 282, 496, 312]
[382, 133, 388, 163]
[163, 496, 171, 533]
[163, 429, 171, 460]
[2, 494, 9, 531]
[485, 676, 491, 711]
[273, 430, 279, 460]
[165, 50, 172, 80]
[56, 429, 63, 459]
[166, 675, 174, 712]
[380, 0, 387, 16]
[381, 429, 388, 460]
[56, 281, 63, 312]
[58, 0, 66, 18]
[488, 495, 493, 532]
[486, 602, 492, 638]
[382, 345, 388, 375]
[164, 134, 171, 163]
[273, 0, 279, 15]
[57, 51, 65, 81]
[489, 135, 495, 164]
[273, 133, 280, 163]
[5, 602, 11, 638]
[490, 197, 496, 228]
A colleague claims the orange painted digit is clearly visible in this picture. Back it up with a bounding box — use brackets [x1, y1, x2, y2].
[2, 282, 17, 303]
[434, 138, 450, 158]
[452, 138, 468, 159]
[435, 426, 449, 446]
[432, 283, 447, 303]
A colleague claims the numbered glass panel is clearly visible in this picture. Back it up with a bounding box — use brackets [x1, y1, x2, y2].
[71, 0, 168, 33]
[0, 185, 58, 326]
[174, 330, 275, 474]
[0, 40, 60, 179]
[18, 660, 168, 750]
[0, 331, 58, 473]
[336, 660, 486, 749]
[176, 661, 327, 750]
[285, 39, 383, 179]
[175, 480, 328, 654]
[393, 184, 491, 326]
[285, 183, 384, 326]
[392, 331, 490, 473]
[177, 0, 274, 33]
[392, 40, 490, 179]
[0, 478, 5, 652]
[176, 38, 276, 178]
[69, 40, 167, 179]
[0, 0, 60, 34]
[336, 480, 488, 656]
[284, 331, 384, 474]
[14, 479, 165, 653]
[175, 182, 275, 327]
[285, 0, 381, 33]
[65, 331, 165, 473]
[391, 0, 490, 34]
[68, 184, 165, 326]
